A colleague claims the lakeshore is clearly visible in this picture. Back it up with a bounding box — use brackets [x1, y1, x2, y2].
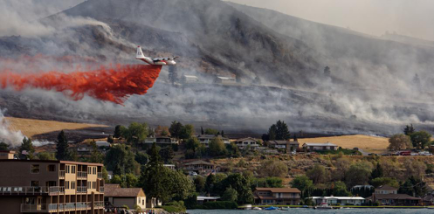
[188, 208, 434, 214]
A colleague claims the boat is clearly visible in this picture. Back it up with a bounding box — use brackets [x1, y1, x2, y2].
[315, 202, 332, 210]
[244, 204, 252, 210]
[280, 207, 290, 211]
[252, 207, 262, 210]
[264, 206, 278, 210]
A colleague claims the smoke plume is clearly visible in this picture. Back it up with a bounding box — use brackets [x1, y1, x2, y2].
[0, 59, 162, 104]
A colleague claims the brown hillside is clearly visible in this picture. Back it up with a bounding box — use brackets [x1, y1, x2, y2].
[298, 135, 389, 154]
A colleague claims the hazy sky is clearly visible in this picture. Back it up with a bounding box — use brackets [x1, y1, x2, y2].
[227, 0, 434, 41]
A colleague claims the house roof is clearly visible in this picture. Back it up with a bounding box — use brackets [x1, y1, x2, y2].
[303, 142, 337, 147]
[372, 194, 420, 200]
[255, 188, 301, 193]
[269, 140, 299, 145]
[376, 185, 398, 191]
[104, 184, 145, 198]
[96, 141, 110, 147]
[197, 196, 220, 201]
[236, 137, 257, 142]
[184, 160, 214, 166]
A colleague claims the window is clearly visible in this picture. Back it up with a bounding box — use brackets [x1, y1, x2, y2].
[65, 181, 70, 189]
[142, 200, 144, 205]
[87, 182, 91, 189]
[92, 182, 96, 189]
[71, 181, 76, 189]
[31, 165, 39, 173]
[88, 167, 91, 174]
[66, 165, 70, 173]
[31, 181, 39, 187]
[93, 167, 96, 175]
[47, 165, 56, 172]
[71, 166, 76, 173]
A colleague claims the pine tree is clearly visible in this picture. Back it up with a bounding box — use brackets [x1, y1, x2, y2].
[56, 130, 69, 160]
[221, 130, 225, 137]
[201, 127, 204, 135]
[371, 162, 383, 179]
[20, 138, 35, 158]
[403, 124, 415, 136]
[293, 134, 298, 142]
[275, 120, 290, 140]
[268, 125, 277, 140]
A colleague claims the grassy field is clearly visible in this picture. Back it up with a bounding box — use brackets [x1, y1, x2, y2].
[5, 117, 107, 137]
[298, 135, 389, 154]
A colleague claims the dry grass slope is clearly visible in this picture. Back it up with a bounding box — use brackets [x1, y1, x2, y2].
[298, 135, 389, 154]
[5, 117, 106, 138]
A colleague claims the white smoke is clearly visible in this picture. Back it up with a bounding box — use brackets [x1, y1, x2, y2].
[0, 109, 54, 148]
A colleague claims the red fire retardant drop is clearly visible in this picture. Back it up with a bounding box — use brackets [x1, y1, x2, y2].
[0, 64, 162, 104]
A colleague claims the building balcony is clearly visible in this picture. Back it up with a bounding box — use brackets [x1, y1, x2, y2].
[95, 201, 104, 208]
[22, 202, 95, 213]
[77, 186, 87, 193]
[59, 170, 65, 179]
[21, 203, 47, 213]
[97, 172, 103, 179]
[0, 186, 64, 196]
[99, 186, 104, 193]
[77, 171, 87, 179]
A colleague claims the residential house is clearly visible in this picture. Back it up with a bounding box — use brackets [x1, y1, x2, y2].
[367, 185, 421, 206]
[95, 141, 110, 152]
[254, 188, 301, 205]
[268, 140, 299, 153]
[302, 142, 338, 151]
[76, 144, 92, 155]
[183, 160, 217, 174]
[214, 76, 236, 84]
[0, 156, 105, 214]
[197, 135, 230, 147]
[182, 75, 199, 83]
[144, 137, 179, 145]
[163, 164, 176, 170]
[104, 184, 146, 210]
[234, 137, 260, 150]
[309, 196, 365, 205]
[197, 196, 220, 205]
[0, 150, 15, 160]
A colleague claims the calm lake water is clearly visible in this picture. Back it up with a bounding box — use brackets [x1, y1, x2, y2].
[188, 209, 434, 214]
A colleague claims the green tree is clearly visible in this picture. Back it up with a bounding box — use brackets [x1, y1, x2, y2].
[268, 125, 277, 140]
[125, 122, 148, 146]
[371, 177, 399, 188]
[37, 152, 56, 160]
[194, 176, 206, 193]
[265, 177, 283, 188]
[180, 124, 194, 139]
[260, 159, 288, 177]
[332, 181, 351, 196]
[0, 142, 9, 150]
[345, 162, 372, 188]
[208, 137, 227, 157]
[410, 131, 432, 149]
[205, 128, 219, 135]
[111, 174, 122, 185]
[169, 121, 183, 139]
[275, 120, 290, 140]
[135, 152, 148, 165]
[160, 146, 175, 163]
[205, 174, 216, 194]
[126, 173, 138, 187]
[105, 144, 140, 175]
[89, 140, 104, 163]
[306, 164, 328, 184]
[290, 175, 314, 198]
[102, 167, 109, 183]
[56, 130, 69, 160]
[398, 176, 427, 197]
[20, 137, 35, 158]
[403, 124, 415, 136]
[222, 186, 238, 202]
[371, 162, 383, 179]
[68, 150, 79, 161]
[221, 174, 253, 204]
[388, 134, 412, 151]
[114, 125, 125, 138]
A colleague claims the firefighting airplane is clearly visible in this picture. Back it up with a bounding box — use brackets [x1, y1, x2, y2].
[136, 46, 177, 65]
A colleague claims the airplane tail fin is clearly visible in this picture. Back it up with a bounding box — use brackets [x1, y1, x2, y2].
[136, 46, 145, 59]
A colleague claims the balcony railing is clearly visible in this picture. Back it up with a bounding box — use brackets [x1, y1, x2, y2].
[59, 170, 65, 178]
[77, 186, 87, 193]
[95, 201, 104, 208]
[97, 172, 103, 179]
[0, 186, 65, 195]
[99, 186, 104, 193]
[21, 204, 47, 212]
[77, 171, 87, 179]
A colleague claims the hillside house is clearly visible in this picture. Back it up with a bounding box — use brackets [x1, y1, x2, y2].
[268, 140, 299, 152]
[234, 137, 260, 149]
[143, 137, 179, 145]
[254, 188, 301, 205]
[104, 184, 146, 210]
[302, 142, 338, 151]
[309, 196, 365, 206]
[197, 135, 230, 147]
[375, 185, 398, 194]
[0, 150, 15, 160]
[214, 76, 236, 84]
[183, 160, 217, 174]
[182, 75, 199, 83]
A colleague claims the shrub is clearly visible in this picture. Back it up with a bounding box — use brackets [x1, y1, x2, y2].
[163, 201, 186, 212]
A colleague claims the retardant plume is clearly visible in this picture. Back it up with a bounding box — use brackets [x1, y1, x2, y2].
[0, 64, 162, 104]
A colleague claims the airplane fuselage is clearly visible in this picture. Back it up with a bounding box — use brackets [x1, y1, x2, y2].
[136, 46, 177, 66]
